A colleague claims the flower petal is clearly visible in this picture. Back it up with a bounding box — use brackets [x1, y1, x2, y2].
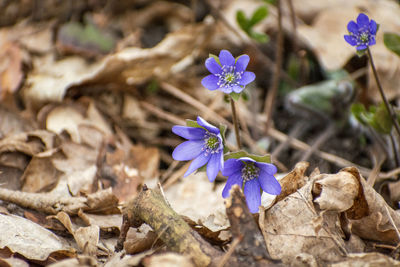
[258, 170, 281, 195]
[256, 162, 277, 175]
[238, 71, 256, 86]
[244, 179, 261, 213]
[206, 153, 222, 182]
[232, 85, 244, 93]
[219, 86, 233, 94]
[344, 35, 357, 46]
[205, 57, 222, 74]
[222, 172, 243, 198]
[197, 116, 220, 134]
[235, 55, 250, 73]
[172, 126, 206, 140]
[184, 152, 211, 177]
[369, 19, 377, 35]
[357, 44, 367, 50]
[347, 21, 358, 34]
[202, 74, 220, 90]
[222, 159, 242, 176]
[172, 140, 203, 161]
[357, 13, 369, 29]
[219, 50, 235, 67]
[368, 37, 376, 46]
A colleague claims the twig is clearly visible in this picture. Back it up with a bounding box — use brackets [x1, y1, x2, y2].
[230, 97, 242, 149]
[216, 237, 243, 267]
[300, 123, 336, 162]
[264, 0, 284, 132]
[287, 0, 297, 53]
[117, 186, 226, 267]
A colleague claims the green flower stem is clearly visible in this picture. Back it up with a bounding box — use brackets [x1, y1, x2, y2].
[367, 48, 400, 139]
[230, 97, 242, 149]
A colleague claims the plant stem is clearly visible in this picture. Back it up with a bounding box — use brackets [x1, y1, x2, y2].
[230, 97, 242, 149]
[367, 48, 400, 138]
[264, 0, 283, 132]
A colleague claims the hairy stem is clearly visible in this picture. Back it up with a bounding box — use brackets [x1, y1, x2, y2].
[367, 48, 400, 139]
[230, 97, 242, 149]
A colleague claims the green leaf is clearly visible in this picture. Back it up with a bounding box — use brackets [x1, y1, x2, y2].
[241, 90, 250, 101]
[230, 92, 241, 101]
[209, 53, 221, 65]
[249, 31, 269, 43]
[249, 6, 268, 27]
[351, 103, 368, 125]
[236, 10, 249, 32]
[224, 151, 271, 163]
[218, 123, 227, 147]
[372, 104, 392, 134]
[351, 103, 393, 134]
[186, 119, 202, 128]
[384, 32, 400, 57]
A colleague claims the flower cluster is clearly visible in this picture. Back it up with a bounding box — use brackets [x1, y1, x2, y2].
[172, 50, 280, 214]
[344, 13, 377, 51]
[172, 117, 281, 213]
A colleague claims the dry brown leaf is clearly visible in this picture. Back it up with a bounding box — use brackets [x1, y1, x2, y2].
[47, 255, 98, 267]
[22, 22, 213, 107]
[0, 214, 75, 261]
[262, 174, 364, 265]
[313, 171, 359, 212]
[78, 211, 122, 233]
[142, 253, 194, 267]
[330, 252, 400, 267]
[275, 161, 309, 203]
[345, 167, 400, 245]
[0, 257, 29, 267]
[165, 172, 227, 224]
[0, 42, 24, 100]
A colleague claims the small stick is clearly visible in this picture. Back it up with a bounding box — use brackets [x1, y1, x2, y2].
[216, 237, 243, 267]
[264, 0, 284, 132]
[230, 97, 242, 149]
[300, 122, 336, 162]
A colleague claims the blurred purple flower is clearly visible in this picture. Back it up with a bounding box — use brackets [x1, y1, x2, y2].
[222, 157, 281, 213]
[201, 50, 255, 94]
[344, 13, 377, 51]
[172, 116, 224, 182]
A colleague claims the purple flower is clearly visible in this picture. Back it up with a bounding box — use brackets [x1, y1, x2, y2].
[222, 157, 281, 213]
[344, 13, 377, 51]
[172, 116, 224, 182]
[201, 50, 255, 94]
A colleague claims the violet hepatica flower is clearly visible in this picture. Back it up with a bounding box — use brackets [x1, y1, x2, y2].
[201, 50, 256, 94]
[172, 116, 224, 182]
[222, 157, 281, 213]
[344, 13, 377, 51]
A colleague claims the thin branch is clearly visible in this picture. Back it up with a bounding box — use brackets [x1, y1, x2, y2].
[264, 0, 284, 132]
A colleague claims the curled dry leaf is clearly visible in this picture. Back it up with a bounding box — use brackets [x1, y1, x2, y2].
[262, 171, 364, 265]
[313, 171, 360, 212]
[344, 167, 400, 245]
[0, 214, 75, 261]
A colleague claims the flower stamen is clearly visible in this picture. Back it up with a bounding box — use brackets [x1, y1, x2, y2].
[241, 163, 260, 181]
